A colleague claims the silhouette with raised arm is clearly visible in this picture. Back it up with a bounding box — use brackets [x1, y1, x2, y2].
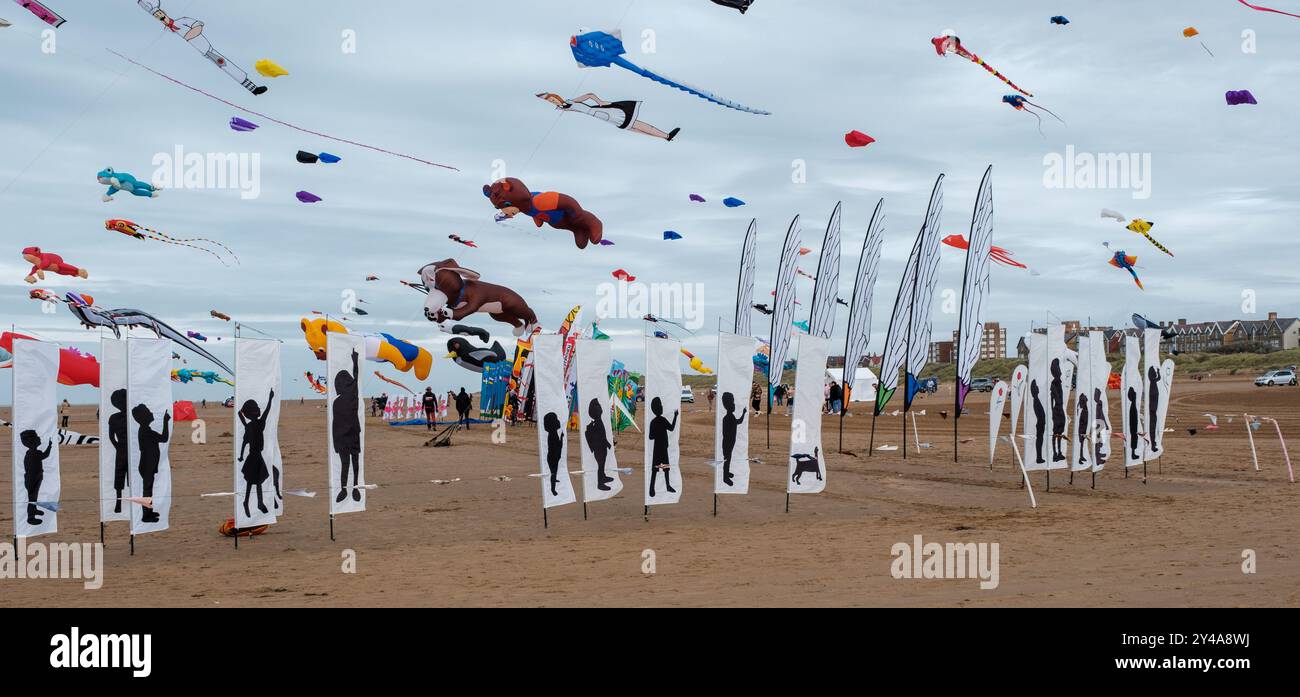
[647, 397, 679, 497]
[333, 349, 362, 503]
[19, 429, 52, 526]
[238, 388, 275, 518]
[720, 391, 747, 487]
[132, 403, 170, 523]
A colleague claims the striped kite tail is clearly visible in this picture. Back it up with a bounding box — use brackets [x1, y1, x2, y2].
[972, 55, 1033, 97]
[1141, 231, 1175, 257]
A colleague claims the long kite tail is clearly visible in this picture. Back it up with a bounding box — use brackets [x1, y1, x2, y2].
[151, 229, 240, 264]
[1021, 108, 1045, 137]
[1138, 230, 1175, 257]
[960, 47, 1033, 97]
[610, 56, 771, 115]
[1025, 100, 1066, 124]
[134, 225, 235, 265]
[1130, 269, 1145, 290]
[1237, 1, 1300, 19]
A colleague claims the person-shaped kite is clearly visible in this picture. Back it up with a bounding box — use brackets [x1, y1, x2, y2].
[22, 247, 88, 284]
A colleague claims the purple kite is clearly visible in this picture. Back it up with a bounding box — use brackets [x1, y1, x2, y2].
[1225, 90, 1258, 105]
[229, 117, 259, 132]
[295, 191, 322, 203]
[689, 193, 706, 202]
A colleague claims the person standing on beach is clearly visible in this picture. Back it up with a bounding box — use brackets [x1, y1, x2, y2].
[422, 387, 439, 430]
[455, 387, 472, 427]
[59, 399, 70, 429]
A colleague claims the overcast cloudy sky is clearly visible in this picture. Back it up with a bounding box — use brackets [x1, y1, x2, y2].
[1, 0, 1296, 403]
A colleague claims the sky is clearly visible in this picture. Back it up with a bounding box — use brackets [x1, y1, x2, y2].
[1, 0, 1297, 404]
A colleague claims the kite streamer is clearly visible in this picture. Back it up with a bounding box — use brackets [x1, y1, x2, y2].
[107, 49, 458, 171]
[1237, 1, 1300, 19]
[373, 371, 414, 395]
[106, 218, 239, 265]
[932, 34, 1033, 97]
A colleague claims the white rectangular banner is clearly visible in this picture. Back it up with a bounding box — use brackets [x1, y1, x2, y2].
[99, 337, 129, 523]
[235, 338, 282, 527]
[715, 332, 756, 494]
[988, 379, 1008, 465]
[12, 339, 60, 538]
[576, 338, 621, 503]
[788, 334, 829, 494]
[128, 338, 173, 535]
[1072, 334, 1096, 472]
[1046, 324, 1070, 471]
[327, 332, 365, 514]
[1122, 335, 1145, 468]
[534, 333, 577, 508]
[644, 337, 682, 506]
[1023, 332, 1049, 471]
[1143, 328, 1168, 462]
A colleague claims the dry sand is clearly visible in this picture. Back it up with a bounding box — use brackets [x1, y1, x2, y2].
[1, 375, 1296, 607]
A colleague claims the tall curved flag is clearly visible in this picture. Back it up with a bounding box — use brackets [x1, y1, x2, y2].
[767, 216, 802, 387]
[808, 202, 843, 339]
[904, 175, 945, 409]
[842, 200, 886, 399]
[955, 166, 994, 415]
[734, 219, 758, 336]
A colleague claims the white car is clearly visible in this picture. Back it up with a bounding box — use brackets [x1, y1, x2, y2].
[1254, 369, 1297, 387]
[681, 386, 695, 403]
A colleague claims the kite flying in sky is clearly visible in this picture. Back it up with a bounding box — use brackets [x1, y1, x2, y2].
[229, 117, 258, 132]
[932, 32, 1033, 96]
[844, 130, 875, 147]
[484, 177, 603, 249]
[105, 219, 239, 265]
[1236, 1, 1300, 20]
[138, 0, 268, 95]
[254, 59, 288, 78]
[1002, 95, 1064, 135]
[1225, 90, 1258, 105]
[710, 0, 754, 13]
[570, 30, 770, 115]
[296, 151, 341, 164]
[415, 259, 539, 337]
[13, 0, 63, 27]
[1108, 251, 1144, 290]
[1183, 27, 1214, 56]
[21, 247, 87, 283]
[98, 167, 161, 201]
[536, 92, 680, 141]
[172, 368, 233, 387]
[1050, 16, 1070, 25]
[1124, 219, 1174, 256]
[942, 234, 1027, 269]
[449, 234, 477, 248]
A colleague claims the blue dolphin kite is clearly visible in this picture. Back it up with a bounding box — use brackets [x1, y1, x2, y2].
[97, 168, 161, 202]
[569, 30, 770, 115]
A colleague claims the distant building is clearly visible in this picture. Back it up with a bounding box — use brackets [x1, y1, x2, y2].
[929, 340, 954, 364]
[952, 321, 1007, 360]
[1013, 311, 1299, 358]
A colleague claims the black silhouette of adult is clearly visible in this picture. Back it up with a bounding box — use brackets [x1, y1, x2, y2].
[1077, 394, 1090, 466]
[455, 387, 472, 428]
[19, 430, 51, 526]
[1030, 381, 1046, 465]
[333, 349, 362, 504]
[1147, 366, 1162, 456]
[647, 397, 679, 497]
[584, 398, 614, 491]
[1049, 359, 1065, 462]
[238, 388, 276, 517]
[1127, 386, 1140, 460]
[132, 403, 170, 523]
[543, 412, 564, 496]
[1093, 388, 1109, 465]
[108, 388, 129, 513]
[719, 392, 747, 487]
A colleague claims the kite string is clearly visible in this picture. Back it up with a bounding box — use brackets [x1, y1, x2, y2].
[105, 49, 459, 171]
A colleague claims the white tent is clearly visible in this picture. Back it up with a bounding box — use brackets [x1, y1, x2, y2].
[825, 367, 877, 402]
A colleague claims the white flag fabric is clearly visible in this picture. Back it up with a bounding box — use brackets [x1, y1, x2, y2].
[767, 216, 802, 389]
[644, 337, 683, 506]
[1073, 334, 1096, 472]
[788, 334, 829, 494]
[843, 200, 886, 396]
[733, 219, 758, 336]
[235, 338, 282, 527]
[98, 337, 129, 523]
[1121, 335, 1145, 468]
[988, 379, 1008, 465]
[1023, 332, 1050, 471]
[534, 334, 577, 508]
[11, 339, 60, 538]
[575, 338, 622, 503]
[1088, 332, 1113, 472]
[1046, 324, 1071, 471]
[807, 202, 842, 340]
[327, 332, 366, 514]
[715, 332, 756, 494]
[128, 338, 173, 535]
[956, 166, 993, 414]
[1143, 328, 1169, 461]
[1008, 364, 1027, 455]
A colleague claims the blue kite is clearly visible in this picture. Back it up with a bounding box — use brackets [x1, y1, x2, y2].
[663, 230, 683, 240]
[723, 197, 746, 207]
[98, 168, 161, 202]
[1050, 16, 1070, 25]
[569, 30, 770, 115]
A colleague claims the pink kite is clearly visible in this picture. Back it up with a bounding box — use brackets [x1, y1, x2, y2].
[1237, 1, 1300, 19]
[844, 130, 875, 147]
[13, 0, 65, 27]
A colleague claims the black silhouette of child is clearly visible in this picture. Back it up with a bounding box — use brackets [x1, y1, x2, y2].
[132, 403, 170, 523]
[1049, 360, 1065, 461]
[1093, 388, 1108, 465]
[543, 412, 565, 496]
[108, 388, 129, 513]
[1147, 366, 1161, 455]
[238, 388, 276, 518]
[333, 349, 362, 503]
[1077, 394, 1090, 466]
[647, 397, 679, 497]
[720, 392, 747, 487]
[1127, 386, 1140, 460]
[583, 398, 614, 491]
[1030, 381, 1046, 464]
[19, 429, 52, 526]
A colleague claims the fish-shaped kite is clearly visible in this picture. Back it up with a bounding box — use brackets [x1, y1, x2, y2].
[1124, 219, 1174, 257]
[942, 234, 1027, 269]
[932, 32, 1033, 97]
[1108, 251, 1144, 290]
[570, 30, 770, 115]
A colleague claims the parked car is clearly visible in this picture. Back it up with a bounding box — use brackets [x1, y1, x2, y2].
[681, 386, 695, 403]
[1254, 369, 1297, 387]
[969, 377, 995, 392]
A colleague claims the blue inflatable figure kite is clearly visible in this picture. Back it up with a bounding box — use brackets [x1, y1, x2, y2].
[98, 168, 161, 202]
[569, 30, 770, 115]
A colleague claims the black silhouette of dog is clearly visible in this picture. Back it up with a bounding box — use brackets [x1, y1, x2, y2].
[791, 447, 822, 485]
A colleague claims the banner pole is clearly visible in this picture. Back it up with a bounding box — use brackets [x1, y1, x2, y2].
[582, 502, 587, 521]
[712, 494, 717, 517]
[329, 513, 335, 541]
[543, 507, 548, 529]
[784, 492, 790, 514]
[99, 522, 104, 545]
[130, 533, 135, 556]
[643, 505, 649, 522]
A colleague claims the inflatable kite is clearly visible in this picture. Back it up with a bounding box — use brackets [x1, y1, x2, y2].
[612, 269, 636, 282]
[449, 234, 477, 248]
[0, 18, 11, 28]
[301, 317, 433, 381]
[570, 30, 770, 115]
[446, 337, 507, 373]
[1, 332, 99, 386]
[932, 32, 1033, 97]
[172, 368, 233, 387]
[681, 348, 714, 375]
[1225, 90, 1258, 105]
[711, 0, 753, 12]
[211, 310, 231, 321]
[296, 151, 341, 164]
[844, 130, 875, 147]
[1124, 219, 1174, 257]
[447, 324, 491, 343]
[723, 197, 746, 207]
[138, 1, 268, 95]
[229, 117, 258, 131]
[942, 234, 1027, 269]
[1050, 16, 1070, 25]
[34, 290, 233, 373]
[752, 303, 773, 315]
[483, 177, 603, 249]
[186, 331, 208, 342]
[1183, 27, 1213, 56]
[537, 92, 680, 141]
[1003, 94, 1064, 135]
[1236, 1, 1300, 20]
[254, 59, 288, 78]
[304, 371, 326, 394]
[689, 194, 706, 202]
[663, 231, 682, 241]
[1100, 208, 1126, 222]
[98, 168, 161, 201]
[21, 247, 87, 284]
[1108, 251, 1143, 290]
[13, 0, 63, 27]
[106, 219, 239, 265]
[295, 191, 322, 203]
[415, 259, 538, 337]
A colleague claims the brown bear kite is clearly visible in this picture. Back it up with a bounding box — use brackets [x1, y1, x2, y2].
[419, 259, 538, 337]
[483, 177, 603, 249]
